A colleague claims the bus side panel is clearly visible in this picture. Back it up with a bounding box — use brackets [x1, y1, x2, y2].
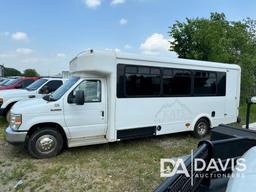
[224, 69, 240, 125]
[115, 97, 226, 136]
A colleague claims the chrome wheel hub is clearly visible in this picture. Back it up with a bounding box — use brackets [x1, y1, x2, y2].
[197, 122, 207, 136]
[36, 135, 57, 153]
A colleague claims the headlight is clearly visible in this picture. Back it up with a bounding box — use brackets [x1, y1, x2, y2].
[10, 113, 22, 130]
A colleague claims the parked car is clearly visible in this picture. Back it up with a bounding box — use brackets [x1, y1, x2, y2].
[0, 78, 17, 87]
[0, 78, 7, 83]
[0, 77, 65, 121]
[0, 78, 9, 86]
[0, 76, 40, 90]
[5, 49, 240, 158]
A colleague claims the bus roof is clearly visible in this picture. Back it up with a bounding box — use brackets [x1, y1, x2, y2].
[70, 49, 240, 73]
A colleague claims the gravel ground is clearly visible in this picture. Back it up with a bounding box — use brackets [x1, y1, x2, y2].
[0, 118, 198, 192]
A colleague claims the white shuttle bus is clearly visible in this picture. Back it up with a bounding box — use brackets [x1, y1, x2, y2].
[6, 50, 241, 158]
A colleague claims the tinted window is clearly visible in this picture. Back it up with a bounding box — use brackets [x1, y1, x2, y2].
[194, 71, 217, 95]
[44, 80, 63, 93]
[22, 79, 35, 88]
[217, 72, 226, 96]
[163, 69, 192, 95]
[125, 66, 161, 96]
[117, 65, 125, 98]
[163, 69, 173, 95]
[126, 66, 137, 74]
[117, 64, 227, 98]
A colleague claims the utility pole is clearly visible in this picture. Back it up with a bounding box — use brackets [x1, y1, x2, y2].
[0, 63, 4, 77]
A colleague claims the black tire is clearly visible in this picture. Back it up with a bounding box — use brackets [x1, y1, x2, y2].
[193, 118, 210, 139]
[27, 128, 63, 159]
[6, 109, 11, 123]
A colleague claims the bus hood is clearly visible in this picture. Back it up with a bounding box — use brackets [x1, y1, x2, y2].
[11, 98, 60, 115]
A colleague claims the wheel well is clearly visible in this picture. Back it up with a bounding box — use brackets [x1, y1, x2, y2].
[196, 117, 211, 128]
[27, 123, 68, 147]
[5, 102, 17, 115]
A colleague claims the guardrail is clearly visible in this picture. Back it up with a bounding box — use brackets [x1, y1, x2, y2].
[154, 125, 256, 192]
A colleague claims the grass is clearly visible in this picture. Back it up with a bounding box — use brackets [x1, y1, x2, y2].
[0, 118, 198, 192]
[0, 104, 255, 191]
[238, 103, 256, 125]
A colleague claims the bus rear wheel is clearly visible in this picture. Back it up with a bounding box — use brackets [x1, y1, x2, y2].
[193, 118, 210, 139]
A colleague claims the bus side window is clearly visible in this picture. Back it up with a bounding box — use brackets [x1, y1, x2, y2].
[163, 69, 192, 96]
[73, 80, 101, 102]
[194, 71, 217, 96]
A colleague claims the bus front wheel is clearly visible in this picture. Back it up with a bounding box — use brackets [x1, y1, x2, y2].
[27, 128, 63, 159]
[6, 109, 11, 123]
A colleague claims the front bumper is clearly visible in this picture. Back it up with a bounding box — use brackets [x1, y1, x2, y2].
[5, 127, 27, 145]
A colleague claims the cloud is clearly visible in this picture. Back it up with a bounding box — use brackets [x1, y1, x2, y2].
[119, 18, 128, 25]
[124, 44, 132, 49]
[12, 32, 29, 41]
[16, 48, 33, 55]
[0, 53, 16, 59]
[56, 53, 66, 58]
[83, 0, 101, 8]
[111, 0, 126, 5]
[140, 33, 170, 54]
[20, 57, 40, 64]
[104, 48, 120, 52]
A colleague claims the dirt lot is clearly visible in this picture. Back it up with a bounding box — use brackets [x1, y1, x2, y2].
[0, 118, 198, 192]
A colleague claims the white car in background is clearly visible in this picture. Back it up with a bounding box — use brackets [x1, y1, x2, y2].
[0, 78, 65, 120]
[226, 146, 256, 192]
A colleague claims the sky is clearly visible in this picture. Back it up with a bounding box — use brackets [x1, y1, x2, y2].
[1, 0, 256, 75]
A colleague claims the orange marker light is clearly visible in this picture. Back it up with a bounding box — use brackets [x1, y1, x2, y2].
[15, 116, 22, 125]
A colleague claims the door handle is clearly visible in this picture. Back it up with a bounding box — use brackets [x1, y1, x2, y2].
[101, 111, 104, 117]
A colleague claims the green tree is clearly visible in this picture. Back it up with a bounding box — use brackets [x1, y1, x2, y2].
[23, 69, 39, 77]
[169, 12, 256, 101]
[4, 67, 22, 76]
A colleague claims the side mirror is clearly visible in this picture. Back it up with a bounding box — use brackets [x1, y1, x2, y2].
[74, 90, 85, 105]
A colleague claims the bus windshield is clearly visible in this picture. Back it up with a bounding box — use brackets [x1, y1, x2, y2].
[44, 77, 80, 101]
